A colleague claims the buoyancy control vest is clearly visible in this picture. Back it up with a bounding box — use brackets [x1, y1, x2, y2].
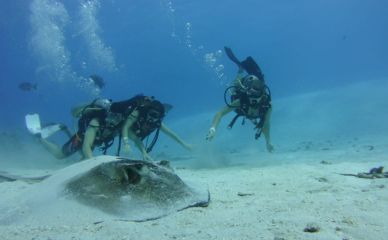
[77, 95, 166, 154]
[128, 95, 166, 153]
[76, 98, 120, 153]
[225, 84, 272, 139]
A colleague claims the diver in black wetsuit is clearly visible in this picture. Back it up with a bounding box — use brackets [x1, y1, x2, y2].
[206, 47, 274, 152]
[28, 96, 192, 161]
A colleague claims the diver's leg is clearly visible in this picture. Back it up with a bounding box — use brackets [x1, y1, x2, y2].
[58, 124, 73, 138]
[39, 138, 67, 159]
[26, 114, 74, 159]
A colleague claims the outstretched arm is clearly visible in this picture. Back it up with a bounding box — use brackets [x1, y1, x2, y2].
[160, 123, 192, 150]
[121, 110, 139, 155]
[127, 128, 153, 160]
[261, 107, 274, 152]
[206, 100, 239, 140]
[82, 118, 99, 159]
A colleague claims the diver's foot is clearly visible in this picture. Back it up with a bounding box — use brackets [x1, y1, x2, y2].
[39, 124, 66, 139]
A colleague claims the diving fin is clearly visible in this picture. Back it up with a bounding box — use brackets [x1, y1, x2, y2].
[224, 46, 265, 81]
[40, 124, 68, 139]
[25, 114, 69, 139]
[224, 46, 242, 67]
[240, 56, 264, 81]
[25, 113, 42, 135]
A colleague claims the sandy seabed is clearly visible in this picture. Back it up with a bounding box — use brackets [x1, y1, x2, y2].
[1, 143, 387, 240]
[1, 80, 387, 239]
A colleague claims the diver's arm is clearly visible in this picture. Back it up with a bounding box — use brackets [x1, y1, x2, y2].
[206, 100, 239, 140]
[123, 110, 152, 160]
[160, 123, 192, 150]
[81, 118, 99, 159]
[121, 110, 139, 154]
[231, 69, 245, 87]
[210, 106, 234, 129]
[262, 107, 274, 152]
[127, 129, 153, 161]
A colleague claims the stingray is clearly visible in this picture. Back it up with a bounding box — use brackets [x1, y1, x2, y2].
[0, 156, 210, 225]
[339, 166, 388, 179]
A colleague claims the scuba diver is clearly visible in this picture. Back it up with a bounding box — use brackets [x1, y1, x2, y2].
[118, 95, 192, 161]
[26, 95, 191, 161]
[206, 47, 274, 152]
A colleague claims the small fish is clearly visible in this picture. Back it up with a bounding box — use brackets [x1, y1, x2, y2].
[89, 74, 105, 89]
[18, 82, 38, 91]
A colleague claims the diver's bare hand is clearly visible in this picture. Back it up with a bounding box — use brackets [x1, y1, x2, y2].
[266, 142, 274, 153]
[206, 127, 216, 141]
[183, 143, 193, 151]
[142, 152, 154, 161]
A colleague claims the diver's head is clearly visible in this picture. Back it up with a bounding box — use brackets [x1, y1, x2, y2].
[241, 75, 264, 95]
[145, 100, 165, 124]
[94, 98, 112, 110]
[146, 109, 163, 123]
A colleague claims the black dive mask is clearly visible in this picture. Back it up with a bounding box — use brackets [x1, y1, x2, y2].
[146, 109, 162, 123]
[247, 87, 263, 97]
[241, 75, 263, 96]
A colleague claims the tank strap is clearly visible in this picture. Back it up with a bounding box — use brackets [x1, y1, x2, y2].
[228, 114, 242, 129]
[146, 127, 161, 153]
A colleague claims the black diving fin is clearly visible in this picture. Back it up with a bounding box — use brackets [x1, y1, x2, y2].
[224, 46, 265, 81]
[241, 56, 264, 81]
[224, 46, 242, 67]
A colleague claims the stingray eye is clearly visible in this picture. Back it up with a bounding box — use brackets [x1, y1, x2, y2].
[124, 167, 141, 184]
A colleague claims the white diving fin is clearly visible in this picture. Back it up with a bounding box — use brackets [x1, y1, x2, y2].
[25, 113, 64, 139]
[25, 113, 42, 135]
[40, 124, 65, 139]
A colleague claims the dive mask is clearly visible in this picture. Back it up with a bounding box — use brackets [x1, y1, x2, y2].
[241, 75, 263, 96]
[146, 109, 162, 123]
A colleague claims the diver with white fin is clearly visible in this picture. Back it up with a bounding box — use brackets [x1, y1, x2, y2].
[26, 96, 191, 161]
[206, 47, 274, 152]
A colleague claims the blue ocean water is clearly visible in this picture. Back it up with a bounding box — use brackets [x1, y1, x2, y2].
[0, 0, 387, 164]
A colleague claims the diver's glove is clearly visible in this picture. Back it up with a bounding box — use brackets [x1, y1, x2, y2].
[206, 127, 216, 141]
